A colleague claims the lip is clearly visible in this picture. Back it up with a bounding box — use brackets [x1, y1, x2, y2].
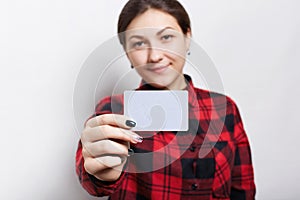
[148, 64, 169, 74]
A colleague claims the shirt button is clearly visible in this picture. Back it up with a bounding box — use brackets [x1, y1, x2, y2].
[189, 146, 196, 152]
[191, 183, 198, 190]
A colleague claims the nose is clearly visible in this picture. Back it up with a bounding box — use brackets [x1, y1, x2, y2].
[148, 47, 163, 63]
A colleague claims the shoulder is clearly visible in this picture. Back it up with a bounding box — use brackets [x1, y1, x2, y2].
[193, 87, 239, 112]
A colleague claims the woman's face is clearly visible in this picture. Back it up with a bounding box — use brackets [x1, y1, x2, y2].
[124, 9, 191, 90]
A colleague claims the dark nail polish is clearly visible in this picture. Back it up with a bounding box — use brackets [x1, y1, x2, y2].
[128, 148, 135, 156]
[126, 120, 136, 127]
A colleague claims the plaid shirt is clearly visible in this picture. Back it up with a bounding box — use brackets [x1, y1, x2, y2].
[76, 75, 256, 200]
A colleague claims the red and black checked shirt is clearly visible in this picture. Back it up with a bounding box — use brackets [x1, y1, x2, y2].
[76, 75, 256, 200]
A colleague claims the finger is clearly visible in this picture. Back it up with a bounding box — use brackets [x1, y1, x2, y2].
[93, 167, 124, 182]
[84, 139, 129, 157]
[86, 114, 136, 129]
[96, 155, 125, 168]
[84, 155, 124, 175]
[82, 125, 143, 144]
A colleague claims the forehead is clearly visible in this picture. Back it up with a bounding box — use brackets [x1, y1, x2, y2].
[126, 9, 182, 32]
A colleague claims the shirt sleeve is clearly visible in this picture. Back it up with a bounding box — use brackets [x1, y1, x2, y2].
[75, 96, 126, 197]
[76, 141, 126, 196]
[230, 101, 256, 200]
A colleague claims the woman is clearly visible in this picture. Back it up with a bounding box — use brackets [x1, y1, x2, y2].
[76, 0, 256, 199]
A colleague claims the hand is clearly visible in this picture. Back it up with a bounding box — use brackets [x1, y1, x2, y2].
[81, 114, 142, 181]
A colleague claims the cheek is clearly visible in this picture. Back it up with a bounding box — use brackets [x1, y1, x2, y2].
[164, 44, 187, 65]
[167, 38, 187, 57]
[128, 51, 148, 67]
[166, 52, 186, 69]
[175, 59, 185, 72]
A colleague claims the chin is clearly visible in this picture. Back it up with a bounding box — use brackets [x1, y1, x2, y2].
[145, 78, 175, 89]
[139, 71, 180, 89]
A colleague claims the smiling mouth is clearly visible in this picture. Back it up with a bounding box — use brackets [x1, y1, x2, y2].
[147, 65, 169, 73]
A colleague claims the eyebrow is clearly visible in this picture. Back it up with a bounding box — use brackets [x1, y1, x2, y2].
[128, 35, 144, 40]
[128, 27, 175, 41]
[156, 26, 175, 35]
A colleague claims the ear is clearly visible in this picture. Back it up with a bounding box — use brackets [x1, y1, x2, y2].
[185, 28, 192, 52]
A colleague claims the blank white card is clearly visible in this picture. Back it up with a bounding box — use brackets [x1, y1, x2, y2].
[124, 90, 188, 131]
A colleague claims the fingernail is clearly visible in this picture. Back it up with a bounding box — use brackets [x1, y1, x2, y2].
[126, 120, 136, 127]
[128, 148, 135, 156]
[132, 135, 143, 143]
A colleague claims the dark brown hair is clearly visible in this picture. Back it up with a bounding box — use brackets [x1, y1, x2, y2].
[117, 0, 191, 46]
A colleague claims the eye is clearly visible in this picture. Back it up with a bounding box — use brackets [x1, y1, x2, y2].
[161, 34, 174, 41]
[132, 41, 146, 49]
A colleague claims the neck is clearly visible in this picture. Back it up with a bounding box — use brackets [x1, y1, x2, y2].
[167, 74, 187, 90]
[152, 75, 187, 90]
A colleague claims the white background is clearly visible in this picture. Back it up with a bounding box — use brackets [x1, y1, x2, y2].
[1, 0, 299, 199]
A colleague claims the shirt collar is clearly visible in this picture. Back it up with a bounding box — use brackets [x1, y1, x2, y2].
[136, 74, 199, 108]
